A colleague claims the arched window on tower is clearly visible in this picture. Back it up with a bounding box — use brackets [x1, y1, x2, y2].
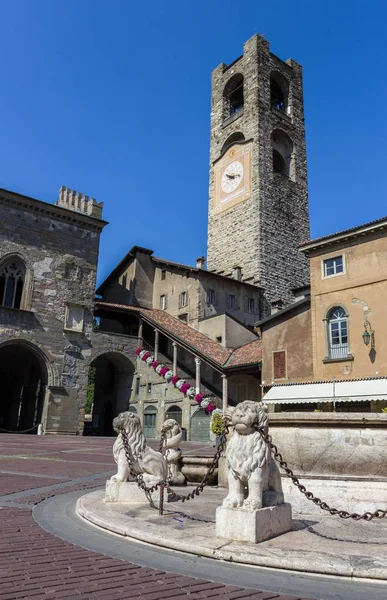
[223, 74, 244, 122]
[0, 257, 26, 309]
[271, 129, 293, 179]
[221, 132, 245, 155]
[270, 71, 289, 114]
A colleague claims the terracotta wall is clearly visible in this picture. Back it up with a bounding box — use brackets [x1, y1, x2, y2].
[261, 303, 313, 385]
[309, 232, 387, 380]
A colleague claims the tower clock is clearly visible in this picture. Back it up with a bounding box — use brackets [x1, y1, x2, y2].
[214, 142, 252, 214]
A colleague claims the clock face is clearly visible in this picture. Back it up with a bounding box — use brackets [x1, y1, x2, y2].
[221, 161, 244, 194]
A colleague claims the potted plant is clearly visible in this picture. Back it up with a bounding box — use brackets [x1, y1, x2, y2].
[211, 411, 225, 447]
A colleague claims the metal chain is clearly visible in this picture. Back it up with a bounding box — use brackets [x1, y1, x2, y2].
[164, 425, 229, 502]
[257, 426, 387, 521]
[120, 425, 229, 504]
[120, 428, 163, 494]
[0, 424, 39, 434]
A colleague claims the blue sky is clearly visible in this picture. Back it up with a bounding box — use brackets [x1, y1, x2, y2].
[0, 1, 386, 285]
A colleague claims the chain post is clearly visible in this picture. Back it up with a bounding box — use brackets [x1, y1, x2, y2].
[159, 483, 165, 515]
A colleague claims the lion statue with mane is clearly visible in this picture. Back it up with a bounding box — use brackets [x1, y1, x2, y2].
[223, 400, 284, 511]
[110, 411, 167, 486]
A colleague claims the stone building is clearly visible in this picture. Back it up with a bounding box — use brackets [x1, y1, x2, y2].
[207, 34, 310, 312]
[95, 246, 263, 441]
[258, 216, 387, 412]
[0, 186, 138, 436]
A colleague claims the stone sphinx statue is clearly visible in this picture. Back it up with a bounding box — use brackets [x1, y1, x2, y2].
[161, 418, 186, 485]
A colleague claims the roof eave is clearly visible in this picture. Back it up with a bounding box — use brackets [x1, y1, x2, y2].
[299, 220, 387, 254]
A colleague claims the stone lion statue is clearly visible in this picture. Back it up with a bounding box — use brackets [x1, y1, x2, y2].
[223, 400, 284, 511]
[161, 418, 186, 485]
[110, 411, 167, 486]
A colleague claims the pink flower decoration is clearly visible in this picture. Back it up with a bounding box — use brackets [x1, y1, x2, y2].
[135, 347, 142, 356]
[195, 393, 204, 403]
[180, 383, 190, 395]
[151, 360, 159, 369]
[142, 352, 151, 361]
[160, 366, 169, 377]
[171, 375, 179, 386]
[206, 402, 216, 413]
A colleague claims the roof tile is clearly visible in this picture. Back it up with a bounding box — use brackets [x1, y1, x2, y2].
[95, 301, 261, 369]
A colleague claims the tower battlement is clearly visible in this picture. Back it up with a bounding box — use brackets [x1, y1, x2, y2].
[56, 186, 104, 219]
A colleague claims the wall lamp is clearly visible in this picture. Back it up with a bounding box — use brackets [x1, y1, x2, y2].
[362, 320, 375, 348]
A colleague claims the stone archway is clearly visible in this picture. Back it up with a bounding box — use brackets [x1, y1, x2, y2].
[0, 341, 48, 433]
[86, 352, 134, 436]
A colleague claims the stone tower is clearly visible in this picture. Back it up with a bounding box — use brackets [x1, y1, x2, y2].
[207, 34, 310, 314]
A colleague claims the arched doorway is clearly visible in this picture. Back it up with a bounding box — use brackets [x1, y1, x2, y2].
[143, 405, 157, 438]
[164, 405, 182, 426]
[0, 342, 47, 433]
[190, 409, 210, 442]
[128, 405, 137, 414]
[86, 352, 134, 436]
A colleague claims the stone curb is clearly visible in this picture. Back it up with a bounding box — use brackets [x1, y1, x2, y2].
[76, 490, 387, 581]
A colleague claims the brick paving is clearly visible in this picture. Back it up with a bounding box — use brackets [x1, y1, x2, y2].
[0, 434, 316, 600]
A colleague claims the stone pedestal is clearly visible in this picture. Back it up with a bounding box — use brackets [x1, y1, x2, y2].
[105, 481, 159, 504]
[216, 503, 292, 543]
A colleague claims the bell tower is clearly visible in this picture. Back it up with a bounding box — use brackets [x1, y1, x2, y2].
[207, 34, 310, 313]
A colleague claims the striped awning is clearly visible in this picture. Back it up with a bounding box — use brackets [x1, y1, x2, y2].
[262, 378, 387, 404]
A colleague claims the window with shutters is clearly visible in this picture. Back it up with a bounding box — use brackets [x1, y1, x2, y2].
[160, 294, 167, 309]
[273, 350, 287, 380]
[245, 297, 255, 313]
[179, 291, 188, 308]
[227, 293, 236, 310]
[207, 289, 216, 305]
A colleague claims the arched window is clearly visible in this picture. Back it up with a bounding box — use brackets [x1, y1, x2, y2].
[0, 258, 26, 309]
[270, 71, 289, 113]
[221, 132, 245, 155]
[223, 74, 244, 122]
[271, 129, 293, 178]
[327, 306, 349, 359]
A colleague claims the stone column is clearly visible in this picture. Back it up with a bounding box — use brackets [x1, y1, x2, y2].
[137, 318, 143, 348]
[195, 357, 201, 394]
[172, 342, 178, 376]
[221, 374, 228, 412]
[154, 329, 159, 361]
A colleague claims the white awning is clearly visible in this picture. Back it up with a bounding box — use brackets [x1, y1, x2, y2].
[262, 379, 387, 404]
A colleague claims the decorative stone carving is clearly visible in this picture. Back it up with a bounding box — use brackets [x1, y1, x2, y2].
[222, 401, 284, 510]
[216, 400, 291, 543]
[161, 418, 186, 485]
[110, 411, 167, 486]
[215, 401, 292, 542]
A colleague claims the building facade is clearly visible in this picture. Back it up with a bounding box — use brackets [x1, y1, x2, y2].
[207, 34, 310, 312]
[259, 217, 387, 412]
[95, 246, 263, 441]
[0, 186, 139, 436]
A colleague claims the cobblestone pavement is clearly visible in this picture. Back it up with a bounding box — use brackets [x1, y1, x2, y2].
[0, 433, 317, 600]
